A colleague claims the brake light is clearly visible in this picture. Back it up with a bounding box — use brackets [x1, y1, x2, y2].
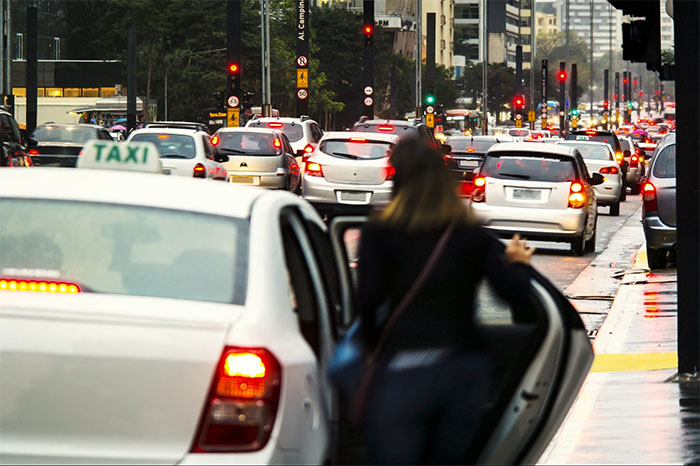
[586, 130, 597, 135]
[349, 137, 366, 142]
[158, 134, 170, 139]
[28, 149, 39, 155]
[273, 138, 281, 148]
[630, 155, 639, 167]
[267, 122, 283, 128]
[568, 181, 585, 208]
[615, 152, 624, 164]
[643, 182, 657, 212]
[210, 135, 219, 146]
[0, 279, 80, 294]
[193, 163, 206, 178]
[599, 166, 619, 174]
[303, 143, 314, 154]
[385, 164, 396, 180]
[192, 347, 281, 453]
[377, 125, 395, 132]
[471, 176, 486, 202]
[305, 161, 324, 177]
[466, 147, 476, 152]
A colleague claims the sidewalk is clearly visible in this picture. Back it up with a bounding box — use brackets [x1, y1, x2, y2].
[538, 242, 699, 464]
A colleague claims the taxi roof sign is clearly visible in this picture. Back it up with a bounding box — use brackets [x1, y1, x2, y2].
[77, 140, 162, 173]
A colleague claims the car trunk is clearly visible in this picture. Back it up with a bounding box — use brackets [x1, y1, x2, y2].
[321, 156, 388, 185]
[655, 179, 676, 226]
[484, 178, 571, 209]
[160, 157, 196, 177]
[223, 154, 281, 174]
[0, 293, 238, 464]
[583, 159, 618, 175]
[31, 142, 83, 167]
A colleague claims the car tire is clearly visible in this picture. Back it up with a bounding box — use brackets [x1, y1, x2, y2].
[609, 201, 620, 216]
[585, 219, 597, 253]
[630, 182, 641, 195]
[571, 233, 586, 256]
[646, 246, 667, 270]
[620, 185, 627, 201]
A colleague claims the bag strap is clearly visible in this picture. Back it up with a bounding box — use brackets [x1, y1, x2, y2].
[368, 222, 456, 361]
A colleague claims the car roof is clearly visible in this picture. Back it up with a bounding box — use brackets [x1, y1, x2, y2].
[35, 123, 105, 130]
[447, 135, 511, 142]
[250, 116, 313, 124]
[0, 168, 263, 219]
[557, 140, 613, 147]
[216, 127, 278, 135]
[354, 119, 420, 126]
[321, 131, 399, 143]
[486, 142, 578, 158]
[128, 127, 203, 136]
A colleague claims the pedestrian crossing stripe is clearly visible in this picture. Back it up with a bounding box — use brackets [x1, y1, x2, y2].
[590, 352, 677, 372]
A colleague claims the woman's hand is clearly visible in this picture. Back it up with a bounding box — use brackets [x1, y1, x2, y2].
[505, 233, 535, 265]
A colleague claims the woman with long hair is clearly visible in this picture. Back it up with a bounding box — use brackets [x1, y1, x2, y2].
[357, 138, 534, 464]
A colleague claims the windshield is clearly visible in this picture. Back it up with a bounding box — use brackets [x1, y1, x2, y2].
[130, 133, 196, 159]
[653, 144, 676, 179]
[320, 139, 393, 160]
[248, 121, 304, 142]
[481, 153, 577, 182]
[32, 126, 97, 143]
[0, 199, 248, 304]
[216, 132, 278, 155]
[447, 139, 497, 153]
[559, 143, 612, 160]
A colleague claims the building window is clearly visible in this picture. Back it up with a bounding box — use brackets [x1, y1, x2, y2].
[45, 88, 63, 97]
[100, 87, 116, 97]
[15, 33, 23, 60]
[83, 88, 99, 97]
[12, 87, 25, 97]
[64, 88, 81, 97]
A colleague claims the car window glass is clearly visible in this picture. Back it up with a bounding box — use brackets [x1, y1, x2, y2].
[31, 125, 97, 143]
[304, 220, 340, 336]
[351, 123, 419, 139]
[320, 139, 393, 160]
[560, 144, 613, 160]
[281, 134, 294, 154]
[481, 153, 576, 182]
[447, 139, 497, 153]
[216, 131, 277, 155]
[248, 120, 304, 142]
[653, 144, 676, 178]
[202, 136, 214, 160]
[129, 133, 196, 159]
[0, 199, 249, 304]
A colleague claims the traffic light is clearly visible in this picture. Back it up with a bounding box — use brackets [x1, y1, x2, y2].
[571, 108, 579, 116]
[603, 100, 609, 109]
[513, 95, 525, 111]
[557, 70, 567, 82]
[363, 23, 373, 46]
[623, 77, 629, 85]
[425, 93, 435, 105]
[227, 61, 241, 106]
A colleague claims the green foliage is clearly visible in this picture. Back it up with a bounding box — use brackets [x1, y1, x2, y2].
[459, 62, 517, 119]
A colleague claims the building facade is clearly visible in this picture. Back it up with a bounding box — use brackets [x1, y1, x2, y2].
[536, 11, 558, 36]
[558, 0, 623, 59]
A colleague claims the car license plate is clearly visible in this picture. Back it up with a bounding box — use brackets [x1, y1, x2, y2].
[458, 160, 479, 168]
[512, 188, 541, 200]
[339, 191, 369, 203]
[230, 175, 254, 184]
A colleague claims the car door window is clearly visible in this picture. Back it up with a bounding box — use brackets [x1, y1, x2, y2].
[303, 219, 341, 337]
[202, 135, 215, 160]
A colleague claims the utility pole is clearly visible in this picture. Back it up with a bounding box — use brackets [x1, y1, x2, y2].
[227, 0, 242, 127]
[530, 0, 536, 131]
[415, 0, 422, 121]
[559, 62, 566, 136]
[425, 12, 436, 131]
[296, 0, 310, 117]
[603, 69, 609, 130]
[481, 0, 488, 134]
[571, 63, 578, 129]
[260, 0, 271, 117]
[515, 0, 523, 128]
[589, 0, 593, 122]
[1, 0, 12, 115]
[25, 5, 37, 135]
[363, 0, 374, 118]
[614, 71, 619, 127]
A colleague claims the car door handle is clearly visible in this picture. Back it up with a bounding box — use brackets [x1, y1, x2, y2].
[520, 389, 540, 401]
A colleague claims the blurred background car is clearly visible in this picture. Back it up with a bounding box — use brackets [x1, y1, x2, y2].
[28, 123, 112, 167]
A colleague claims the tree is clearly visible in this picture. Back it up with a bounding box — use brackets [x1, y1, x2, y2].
[460, 62, 518, 123]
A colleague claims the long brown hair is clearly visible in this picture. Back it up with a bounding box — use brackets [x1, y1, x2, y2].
[374, 138, 470, 231]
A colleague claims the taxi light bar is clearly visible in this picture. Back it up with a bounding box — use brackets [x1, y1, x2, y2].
[0, 279, 80, 294]
[377, 125, 395, 132]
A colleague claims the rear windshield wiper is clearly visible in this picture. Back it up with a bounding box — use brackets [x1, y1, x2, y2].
[216, 147, 246, 154]
[331, 152, 360, 159]
[498, 173, 531, 179]
[160, 154, 191, 159]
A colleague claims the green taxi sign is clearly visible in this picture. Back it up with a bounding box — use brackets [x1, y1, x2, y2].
[77, 140, 162, 173]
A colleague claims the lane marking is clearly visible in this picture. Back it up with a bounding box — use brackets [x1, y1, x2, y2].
[590, 352, 678, 372]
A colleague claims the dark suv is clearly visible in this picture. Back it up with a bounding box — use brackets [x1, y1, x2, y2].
[28, 123, 113, 167]
[0, 108, 31, 167]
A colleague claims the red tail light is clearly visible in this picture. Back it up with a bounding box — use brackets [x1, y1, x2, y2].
[599, 166, 619, 174]
[630, 155, 639, 167]
[267, 122, 283, 128]
[385, 164, 396, 180]
[305, 161, 324, 177]
[193, 163, 206, 178]
[191, 347, 281, 453]
[210, 135, 219, 146]
[586, 130, 597, 135]
[643, 182, 657, 212]
[377, 125, 395, 132]
[303, 143, 314, 154]
[349, 137, 366, 143]
[28, 149, 39, 156]
[471, 176, 486, 202]
[273, 138, 282, 148]
[0, 278, 80, 294]
[615, 152, 624, 164]
[466, 147, 476, 152]
[568, 181, 585, 208]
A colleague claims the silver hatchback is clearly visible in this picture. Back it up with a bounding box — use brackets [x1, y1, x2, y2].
[642, 134, 676, 269]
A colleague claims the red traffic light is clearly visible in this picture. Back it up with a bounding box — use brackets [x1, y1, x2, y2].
[557, 70, 567, 82]
[513, 95, 525, 107]
[603, 100, 609, 108]
[363, 24, 373, 35]
[623, 78, 628, 84]
[228, 63, 240, 74]
[633, 80, 638, 86]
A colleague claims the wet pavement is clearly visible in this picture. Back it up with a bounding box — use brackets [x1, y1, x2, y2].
[538, 242, 700, 465]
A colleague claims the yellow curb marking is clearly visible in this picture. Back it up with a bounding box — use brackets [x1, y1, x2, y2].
[590, 352, 677, 373]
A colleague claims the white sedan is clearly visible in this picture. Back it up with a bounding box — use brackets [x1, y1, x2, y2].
[0, 145, 594, 464]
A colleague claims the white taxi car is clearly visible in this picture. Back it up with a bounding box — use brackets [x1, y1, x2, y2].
[0, 141, 594, 465]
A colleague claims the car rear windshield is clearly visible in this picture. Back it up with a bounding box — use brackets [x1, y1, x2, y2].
[352, 124, 419, 138]
[32, 126, 97, 143]
[248, 121, 304, 142]
[619, 139, 631, 151]
[507, 129, 530, 137]
[652, 144, 676, 178]
[566, 133, 619, 151]
[447, 139, 497, 153]
[559, 143, 612, 160]
[481, 153, 577, 182]
[130, 133, 196, 159]
[320, 139, 393, 160]
[0, 199, 248, 305]
[216, 132, 277, 155]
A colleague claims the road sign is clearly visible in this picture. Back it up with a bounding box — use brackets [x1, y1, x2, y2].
[364, 96, 373, 106]
[425, 105, 435, 114]
[559, 111, 565, 117]
[515, 119, 523, 128]
[515, 113, 523, 120]
[227, 107, 240, 127]
[541, 117, 548, 128]
[297, 69, 308, 88]
[364, 86, 373, 96]
[296, 55, 308, 67]
[426, 113, 434, 128]
[297, 88, 309, 100]
[528, 110, 536, 122]
[227, 95, 240, 108]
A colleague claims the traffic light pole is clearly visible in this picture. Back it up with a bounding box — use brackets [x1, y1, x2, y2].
[571, 63, 578, 129]
[227, 0, 242, 127]
[603, 69, 609, 130]
[296, 0, 309, 117]
[425, 12, 436, 131]
[559, 62, 566, 137]
[363, 0, 374, 118]
[415, 0, 421, 120]
[614, 71, 620, 127]
[515, 45, 523, 128]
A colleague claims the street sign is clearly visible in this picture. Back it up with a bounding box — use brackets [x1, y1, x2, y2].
[425, 105, 435, 114]
[559, 111, 565, 117]
[426, 113, 434, 128]
[227, 95, 240, 108]
[296, 55, 308, 67]
[297, 69, 308, 88]
[515, 119, 523, 128]
[227, 107, 240, 127]
[528, 110, 536, 122]
[364, 86, 373, 96]
[363, 96, 373, 106]
[541, 117, 548, 128]
[297, 88, 309, 100]
[515, 113, 523, 120]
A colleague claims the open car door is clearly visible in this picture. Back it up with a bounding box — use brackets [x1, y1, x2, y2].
[327, 217, 594, 465]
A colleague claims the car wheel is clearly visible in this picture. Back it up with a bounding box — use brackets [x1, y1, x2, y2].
[571, 233, 586, 256]
[630, 182, 641, 195]
[646, 246, 667, 270]
[585, 219, 597, 253]
[620, 185, 627, 201]
[609, 201, 620, 216]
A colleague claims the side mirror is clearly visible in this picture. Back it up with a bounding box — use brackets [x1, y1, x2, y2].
[215, 154, 229, 163]
[296, 149, 305, 158]
[27, 137, 38, 147]
[623, 149, 631, 158]
[590, 173, 604, 186]
[440, 143, 452, 154]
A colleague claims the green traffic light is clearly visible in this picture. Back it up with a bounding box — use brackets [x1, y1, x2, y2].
[425, 95, 435, 105]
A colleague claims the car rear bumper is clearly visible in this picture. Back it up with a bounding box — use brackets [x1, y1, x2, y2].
[642, 215, 676, 250]
[32, 155, 79, 167]
[625, 166, 642, 184]
[469, 203, 587, 240]
[594, 182, 622, 205]
[227, 171, 287, 188]
[302, 175, 392, 206]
